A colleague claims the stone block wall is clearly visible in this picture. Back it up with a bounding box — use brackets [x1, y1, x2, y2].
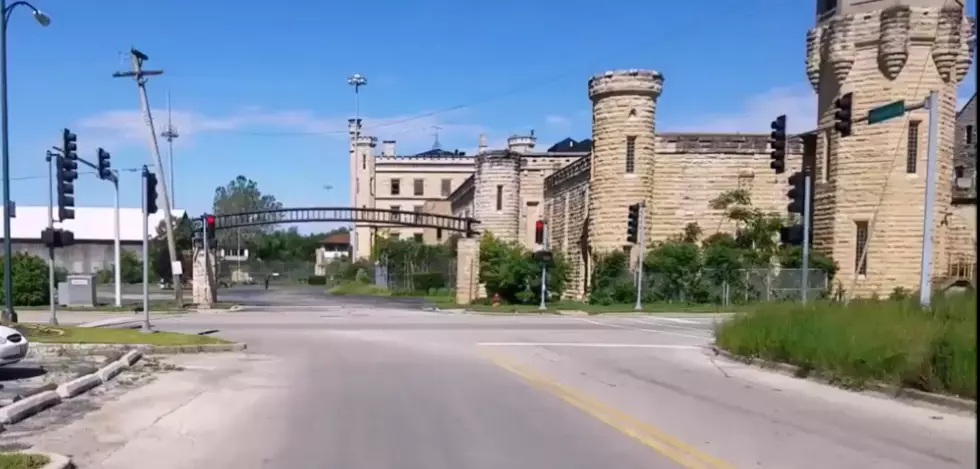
[544, 156, 591, 299]
[474, 151, 521, 243]
[650, 134, 804, 243]
[191, 248, 217, 306]
[808, 4, 974, 297]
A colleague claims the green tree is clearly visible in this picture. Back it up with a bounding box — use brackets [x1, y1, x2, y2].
[155, 214, 194, 250]
[253, 228, 340, 263]
[0, 252, 48, 307]
[478, 234, 568, 304]
[212, 176, 283, 248]
[588, 251, 635, 305]
[118, 249, 143, 284]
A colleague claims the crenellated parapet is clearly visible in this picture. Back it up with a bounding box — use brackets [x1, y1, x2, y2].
[587, 69, 663, 101]
[806, 5, 975, 86]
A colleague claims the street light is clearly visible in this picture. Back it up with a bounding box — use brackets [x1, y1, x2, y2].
[1, 0, 50, 325]
[347, 73, 366, 258]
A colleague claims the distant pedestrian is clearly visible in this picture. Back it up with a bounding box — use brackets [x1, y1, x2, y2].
[264, 276, 271, 290]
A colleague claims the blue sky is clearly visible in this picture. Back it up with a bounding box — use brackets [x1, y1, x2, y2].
[5, 0, 977, 234]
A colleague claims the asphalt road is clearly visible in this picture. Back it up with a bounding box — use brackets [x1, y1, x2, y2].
[22, 305, 977, 469]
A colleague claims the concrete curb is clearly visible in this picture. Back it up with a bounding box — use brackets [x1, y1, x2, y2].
[0, 345, 149, 426]
[39, 452, 73, 469]
[710, 346, 977, 413]
[0, 390, 61, 425]
[29, 342, 247, 358]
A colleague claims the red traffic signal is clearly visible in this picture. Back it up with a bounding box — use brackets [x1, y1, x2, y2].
[534, 220, 545, 244]
[205, 215, 215, 226]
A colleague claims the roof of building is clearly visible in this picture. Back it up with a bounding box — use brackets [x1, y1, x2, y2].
[956, 92, 977, 120]
[321, 231, 350, 245]
[0, 206, 187, 242]
[409, 148, 467, 158]
[547, 138, 593, 153]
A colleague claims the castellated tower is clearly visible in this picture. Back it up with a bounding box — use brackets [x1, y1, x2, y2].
[473, 151, 522, 243]
[807, 0, 974, 297]
[587, 69, 663, 260]
[506, 134, 537, 154]
[349, 118, 378, 260]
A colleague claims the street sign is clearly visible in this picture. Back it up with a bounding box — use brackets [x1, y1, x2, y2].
[867, 100, 906, 124]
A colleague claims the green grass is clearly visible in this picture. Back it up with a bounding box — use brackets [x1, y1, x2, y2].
[327, 281, 393, 296]
[461, 299, 743, 314]
[715, 294, 977, 399]
[17, 324, 230, 346]
[0, 453, 50, 469]
[17, 300, 237, 312]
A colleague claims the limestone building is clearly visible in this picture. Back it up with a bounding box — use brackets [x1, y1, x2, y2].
[350, 0, 976, 300]
[806, 0, 975, 297]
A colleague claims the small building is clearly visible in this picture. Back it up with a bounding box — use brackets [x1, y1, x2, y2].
[315, 231, 351, 275]
[0, 206, 186, 274]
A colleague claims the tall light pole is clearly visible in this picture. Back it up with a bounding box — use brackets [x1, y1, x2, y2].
[1, 1, 49, 324]
[347, 73, 366, 258]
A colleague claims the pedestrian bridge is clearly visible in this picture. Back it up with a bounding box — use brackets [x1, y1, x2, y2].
[209, 206, 479, 236]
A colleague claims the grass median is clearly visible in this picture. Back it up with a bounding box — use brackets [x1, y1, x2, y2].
[0, 453, 49, 469]
[16, 324, 230, 346]
[715, 293, 977, 399]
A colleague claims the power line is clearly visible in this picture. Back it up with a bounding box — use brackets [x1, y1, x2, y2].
[11, 166, 144, 182]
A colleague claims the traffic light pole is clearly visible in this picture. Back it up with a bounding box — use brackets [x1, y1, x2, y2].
[76, 155, 122, 307]
[634, 201, 646, 311]
[45, 151, 57, 325]
[918, 90, 939, 308]
[141, 167, 152, 333]
[801, 168, 812, 304]
[538, 223, 548, 311]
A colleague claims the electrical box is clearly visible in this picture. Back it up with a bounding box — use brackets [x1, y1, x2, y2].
[58, 274, 96, 307]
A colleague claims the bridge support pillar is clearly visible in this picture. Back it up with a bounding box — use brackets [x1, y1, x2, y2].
[455, 237, 480, 305]
[192, 247, 217, 307]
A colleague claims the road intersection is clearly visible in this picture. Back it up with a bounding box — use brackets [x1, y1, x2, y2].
[14, 292, 978, 469]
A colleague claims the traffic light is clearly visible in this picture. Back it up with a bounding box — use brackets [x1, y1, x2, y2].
[769, 115, 787, 174]
[41, 227, 75, 248]
[97, 148, 112, 179]
[57, 129, 78, 221]
[787, 171, 805, 214]
[779, 224, 804, 246]
[534, 220, 545, 245]
[834, 92, 853, 137]
[626, 203, 640, 244]
[204, 214, 216, 242]
[144, 169, 159, 215]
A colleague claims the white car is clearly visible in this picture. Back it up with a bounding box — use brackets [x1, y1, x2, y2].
[0, 325, 29, 366]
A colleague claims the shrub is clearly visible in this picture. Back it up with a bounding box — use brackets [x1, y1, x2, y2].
[354, 268, 371, 284]
[0, 252, 49, 306]
[715, 294, 977, 399]
[478, 233, 568, 304]
[119, 249, 143, 284]
[412, 272, 447, 292]
[588, 251, 634, 305]
[307, 275, 327, 286]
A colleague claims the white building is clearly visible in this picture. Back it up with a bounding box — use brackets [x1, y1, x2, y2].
[0, 206, 185, 274]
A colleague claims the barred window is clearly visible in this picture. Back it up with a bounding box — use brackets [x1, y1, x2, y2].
[625, 136, 636, 174]
[906, 121, 920, 174]
[855, 220, 869, 275]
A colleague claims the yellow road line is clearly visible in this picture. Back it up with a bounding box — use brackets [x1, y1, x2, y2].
[482, 350, 740, 469]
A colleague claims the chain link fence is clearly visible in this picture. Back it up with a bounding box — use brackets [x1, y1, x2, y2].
[635, 268, 829, 306]
[215, 258, 316, 285]
[373, 257, 456, 294]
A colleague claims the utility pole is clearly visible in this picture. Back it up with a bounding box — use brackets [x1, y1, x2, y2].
[634, 201, 646, 311]
[161, 91, 178, 206]
[538, 223, 548, 311]
[113, 48, 183, 305]
[919, 90, 940, 308]
[44, 151, 57, 325]
[801, 167, 812, 304]
[141, 166, 152, 332]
